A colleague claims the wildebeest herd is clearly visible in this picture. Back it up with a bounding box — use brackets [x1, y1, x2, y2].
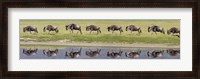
[23, 23, 180, 37]
[22, 48, 180, 59]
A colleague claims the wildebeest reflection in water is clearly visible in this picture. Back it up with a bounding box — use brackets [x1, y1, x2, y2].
[147, 50, 164, 58]
[167, 49, 180, 56]
[23, 48, 38, 56]
[125, 50, 141, 58]
[86, 49, 101, 57]
[43, 49, 58, 57]
[65, 48, 82, 58]
[107, 50, 123, 58]
[20, 47, 180, 59]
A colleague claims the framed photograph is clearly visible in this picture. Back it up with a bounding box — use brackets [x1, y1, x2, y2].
[2, 0, 199, 79]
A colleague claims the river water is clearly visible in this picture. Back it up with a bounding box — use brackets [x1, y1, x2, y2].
[20, 46, 180, 59]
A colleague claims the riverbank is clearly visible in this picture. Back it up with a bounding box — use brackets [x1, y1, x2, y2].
[20, 41, 179, 48]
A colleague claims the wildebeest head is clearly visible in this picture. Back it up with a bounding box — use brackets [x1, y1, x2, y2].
[43, 27, 46, 32]
[107, 26, 111, 32]
[126, 26, 129, 31]
[23, 27, 26, 32]
[34, 27, 38, 33]
[138, 28, 142, 33]
[119, 27, 123, 33]
[148, 26, 151, 32]
[86, 26, 90, 31]
[65, 25, 69, 30]
[55, 27, 59, 33]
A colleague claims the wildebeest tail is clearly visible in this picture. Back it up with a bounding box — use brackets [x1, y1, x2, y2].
[35, 27, 38, 33]
[79, 27, 82, 34]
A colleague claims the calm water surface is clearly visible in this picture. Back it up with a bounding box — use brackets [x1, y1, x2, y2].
[20, 46, 180, 59]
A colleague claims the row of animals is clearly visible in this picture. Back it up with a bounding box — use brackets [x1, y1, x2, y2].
[23, 24, 180, 35]
[22, 48, 180, 58]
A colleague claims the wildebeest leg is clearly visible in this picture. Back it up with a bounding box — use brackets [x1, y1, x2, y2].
[155, 32, 157, 35]
[77, 31, 79, 34]
[112, 31, 114, 34]
[69, 30, 72, 34]
[72, 30, 74, 33]
[90, 31, 92, 34]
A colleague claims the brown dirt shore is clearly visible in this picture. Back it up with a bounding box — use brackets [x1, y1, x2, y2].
[20, 41, 179, 48]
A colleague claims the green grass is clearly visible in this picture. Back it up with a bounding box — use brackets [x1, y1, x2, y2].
[20, 20, 180, 45]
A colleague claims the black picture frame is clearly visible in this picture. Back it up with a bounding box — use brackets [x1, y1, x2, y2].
[1, 0, 199, 79]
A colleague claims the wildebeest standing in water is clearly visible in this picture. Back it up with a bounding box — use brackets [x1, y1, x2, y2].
[126, 25, 142, 34]
[148, 25, 165, 34]
[43, 49, 59, 57]
[43, 25, 59, 33]
[23, 48, 38, 56]
[86, 25, 101, 34]
[107, 25, 123, 34]
[167, 27, 180, 37]
[86, 49, 101, 57]
[23, 26, 38, 34]
[66, 24, 82, 34]
[66, 48, 82, 58]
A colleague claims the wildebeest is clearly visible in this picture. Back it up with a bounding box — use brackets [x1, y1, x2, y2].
[86, 25, 101, 34]
[167, 27, 180, 36]
[126, 25, 142, 34]
[66, 48, 82, 58]
[107, 50, 123, 58]
[23, 48, 38, 56]
[167, 49, 180, 56]
[23, 26, 38, 33]
[43, 25, 59, 33]
[147, 50, 164, 58]
[107, 25, 123, 34]
[125, 50, 141, 58]
[43, 49, 58, 57]
[148, 25, 165, 34]
[66, 24, 82, 34]
[86, 49, 101, 57]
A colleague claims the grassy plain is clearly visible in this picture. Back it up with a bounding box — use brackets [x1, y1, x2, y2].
[20, 20, 180, 46]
